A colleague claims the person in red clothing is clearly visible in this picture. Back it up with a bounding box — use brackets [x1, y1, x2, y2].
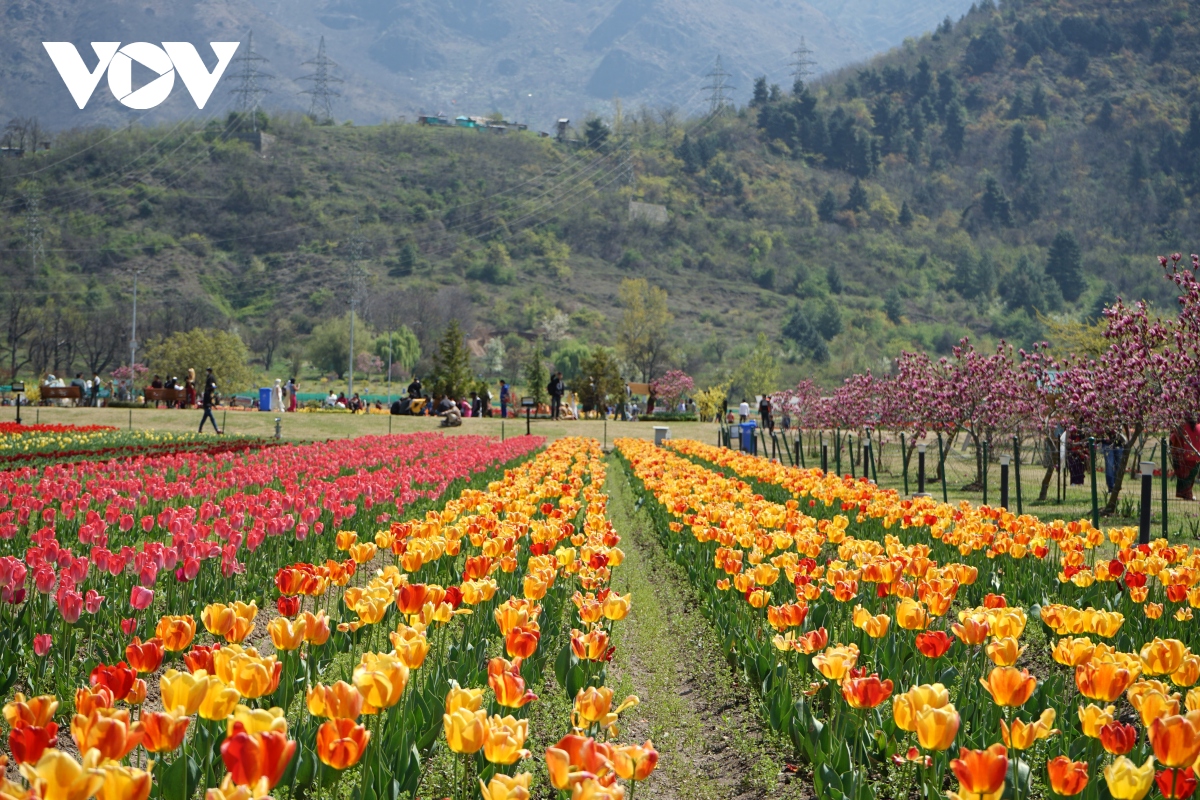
[1170, 413, 1200, 499]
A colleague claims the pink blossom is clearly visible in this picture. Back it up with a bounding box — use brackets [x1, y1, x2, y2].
[33, 634, 52, 656]
[129, 585, 154, 611]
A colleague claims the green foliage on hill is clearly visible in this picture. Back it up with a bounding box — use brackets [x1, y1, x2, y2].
[0, 0, 1196, 392]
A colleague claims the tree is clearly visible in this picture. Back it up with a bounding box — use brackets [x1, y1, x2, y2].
[1046, 230, 1085, 302]
[981, 176, 1013, 226]
[373, 325, 421, 377]
[944, 102, 967, 155]
[884, 291, 904, 324]
[524, 338, 550, 406]
[551, 339, 591, 382]
[818, 190, 838, 222]
[649, 370, 695, 409]
[390, 242, 418, 277]
[356, 351, 383, 381]
[751, 76, 769, 106]
[899, 201, 914, 227]
[1002, 256, 1061, 314]
[584, 118, 610, 149]
[1009, 124, 1031, 179]
[429, 320, 474, 399]
[145, 329, 254, 392]
[307, 313, 356, 378]
[846, 179, 868, 212]
[571, 347, 623, 414]
[826, 265, 843, 295]
[732, 333, 780, 398]
[817, 299, 843, 340]
[617, 278, 673, 381]
[783, 307, 829, 363]
[964, 25, 1005, 74]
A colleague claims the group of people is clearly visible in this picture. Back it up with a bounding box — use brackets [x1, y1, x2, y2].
[729, 396, 778, 433]
[41, 373, 105, 406]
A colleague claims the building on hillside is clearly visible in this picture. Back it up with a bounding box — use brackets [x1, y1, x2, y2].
[417, 114, 528, 133]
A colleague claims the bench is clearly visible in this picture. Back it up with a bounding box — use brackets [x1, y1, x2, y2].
[143, 387, 187, 407]
[40, 386, 83, 405]
[229, 396, 255, 409]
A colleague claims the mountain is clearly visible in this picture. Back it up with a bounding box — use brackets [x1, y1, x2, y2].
[0, 0, 975, 131]
[0, 0, 1196, 396]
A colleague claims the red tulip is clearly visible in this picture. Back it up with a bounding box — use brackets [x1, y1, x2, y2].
[33, 634, 52, 656]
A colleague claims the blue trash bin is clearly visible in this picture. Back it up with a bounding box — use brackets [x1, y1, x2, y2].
[259, 387, 272, 411]
[740, 421, 758, 455]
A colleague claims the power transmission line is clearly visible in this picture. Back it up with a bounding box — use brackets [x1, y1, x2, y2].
[704, 55, 735, 115]
[23, 188, 44, 271]
[299, 36, 343, 124]
[229, 31, 272, 131]
[790, 37, 819, 89]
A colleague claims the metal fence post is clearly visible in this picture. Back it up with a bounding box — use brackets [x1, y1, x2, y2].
[835, 431, 842, 476]
[848, 434, 855, 478]
[937, 433, 948, 503]
[901, 433, 910, 495]
[797, 431, 805, 468]
[917, 443, 926, 495]
[1161, 436, 1169, 539]
[1000, 455, 1010, 509]
[1013, 435, 1023, 515]
[1088, 437, 1099, 530]
[983, 440, 990, 505]
[822, 443, 829, 474]
[1140, 461, 1154, 545]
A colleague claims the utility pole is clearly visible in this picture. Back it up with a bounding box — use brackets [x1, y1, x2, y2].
[299, 36, 343, 124]
[346, 223, 365, 399]
[229, 31, 271, 131]
[23, 188, 44, 271]
[129, 269, 143, 372]
[790, 37, 818, 91]
[704, 55, 735, 115]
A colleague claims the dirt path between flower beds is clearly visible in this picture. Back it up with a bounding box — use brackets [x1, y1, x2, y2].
[604, 456, 812, 800]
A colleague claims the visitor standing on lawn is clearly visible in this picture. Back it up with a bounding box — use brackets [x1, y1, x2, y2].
[199, 368, 221, 434]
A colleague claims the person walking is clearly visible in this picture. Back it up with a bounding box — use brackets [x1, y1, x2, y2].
[272, 379, 284, 413]
[90, 373, 102, 407]
[199, 368, 220, 434]
[500, 380, 511, 419]
[738, 399, 750, 423]
[548, 372, 565, 420]
[287, 378, 298, 412]
[185, 368, 197, 408]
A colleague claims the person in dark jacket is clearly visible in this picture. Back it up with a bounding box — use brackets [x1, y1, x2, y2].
[548, 372, 565, 420]
[199, 368, 220, 434]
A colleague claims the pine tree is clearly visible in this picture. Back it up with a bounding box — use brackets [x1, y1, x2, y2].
[818, 190, 838, 222]
[884, 291, 904, 324]
[1009, 124, 1031, 179]
[752, 76, 769, 106]
[1030, 84, 1048, 119]
[429, 320, 474, 399]
[816, 299, 842, 339]
[826, 265, 843, 295]
[1046, 230, 1085, 302]
[524, 338, 550, 406]
[944, 102, 967, 155]
[846, 179, 868, 212]
[899, 201, 914, 227]
[981, 176, 1014, 227]
[782, 307, 829, 363]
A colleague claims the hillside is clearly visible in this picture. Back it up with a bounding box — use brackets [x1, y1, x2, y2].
[0, 0, 974, 131]
[0, 0, 1198, 396]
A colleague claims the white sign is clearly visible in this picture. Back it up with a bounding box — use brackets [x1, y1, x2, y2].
[43, 42, 241, 110]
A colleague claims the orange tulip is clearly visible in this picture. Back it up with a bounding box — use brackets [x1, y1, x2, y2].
[18, 749, 106, 800]
[1101, 722, 1138, 755]
[1052, 637, 1095, 667]
[3, 694, 58, 728]
[915, 631, 954, 659]
[73, 687, 114, 718]
[1046, 756, 1089, 797]
[125, 638, 165, 674]
[985, 637, 1025, 667]
[306, 682, 363, 720]
[478, 773, 533, 800]
[1149, 711, 1200, 768]
[316, 719, 370, 770]
[155, 615, 196, 652]
[916, 704, 960, 751]
[569, 628, 612, 662]
[893, 684, 950, 732]
[141, 711, 190, 753]
[1078, 704, 1116, 738]
[895, 597, 928, 630]
[1141, 639, 1188, 677]
[1000, 709, 1059, 751]
[951, 617, 990, 646]
[612, 741, 658, 781]
[267, 618, 306, 652]
[979, 667, 1036, 707]
[96, 761, 153, 800]
[70, 707, 143, 761]
[488, 657, 538, 709]
[950, 744, 1008, 799]
[219, 721, 295, 789]
[389, 624, 430, 669]
[841, 673, 893, 709]
[813, 644, 859, 682]
[505, 625, 541, 660]
[1076, 660, 1136, 702]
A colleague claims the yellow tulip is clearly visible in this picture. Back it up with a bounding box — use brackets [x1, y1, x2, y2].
[97, 761, 153, 800]
[443, 708, 486, 754]
[482, 715, 530, 765]
[19, 749, 106, 800]
[198, 679, 241, 722]
[353, 652, 409, 712]
[227, 705, 287, 736]
[1078, 704, 1116, 738]
[893, 683, 951, 733]
[915, 703, 960, 751]
[160, 669, 208, 717]
[1103, 756, 1155, 800]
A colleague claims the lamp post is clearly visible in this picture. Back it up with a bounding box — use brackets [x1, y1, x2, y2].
[12, 382, 24, 425]
[917, 443, 927, 496]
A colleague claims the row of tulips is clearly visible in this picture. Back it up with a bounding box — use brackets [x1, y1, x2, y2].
[0, 433, 542, 713]
[619, 437, 1200, 800]
[0, 436, 655, 800]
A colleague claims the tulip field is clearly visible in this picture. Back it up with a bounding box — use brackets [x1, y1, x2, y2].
[613, 434, 1200, 800]
[0, 429, 665, 800]
[0, 424, 271, 468]
[10, 418, 1200, 800]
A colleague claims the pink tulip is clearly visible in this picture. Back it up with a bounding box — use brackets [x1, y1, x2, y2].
[84, 589, 104, 614]
[57, 590, 82, 624]
[129, 585, 154, 611]
[120, 618, 137, 636]
[140, 515, 154, 533]
[33, 634, 52, 656]
[33, 568, 56, 595]
[137, 563, 157, 589]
